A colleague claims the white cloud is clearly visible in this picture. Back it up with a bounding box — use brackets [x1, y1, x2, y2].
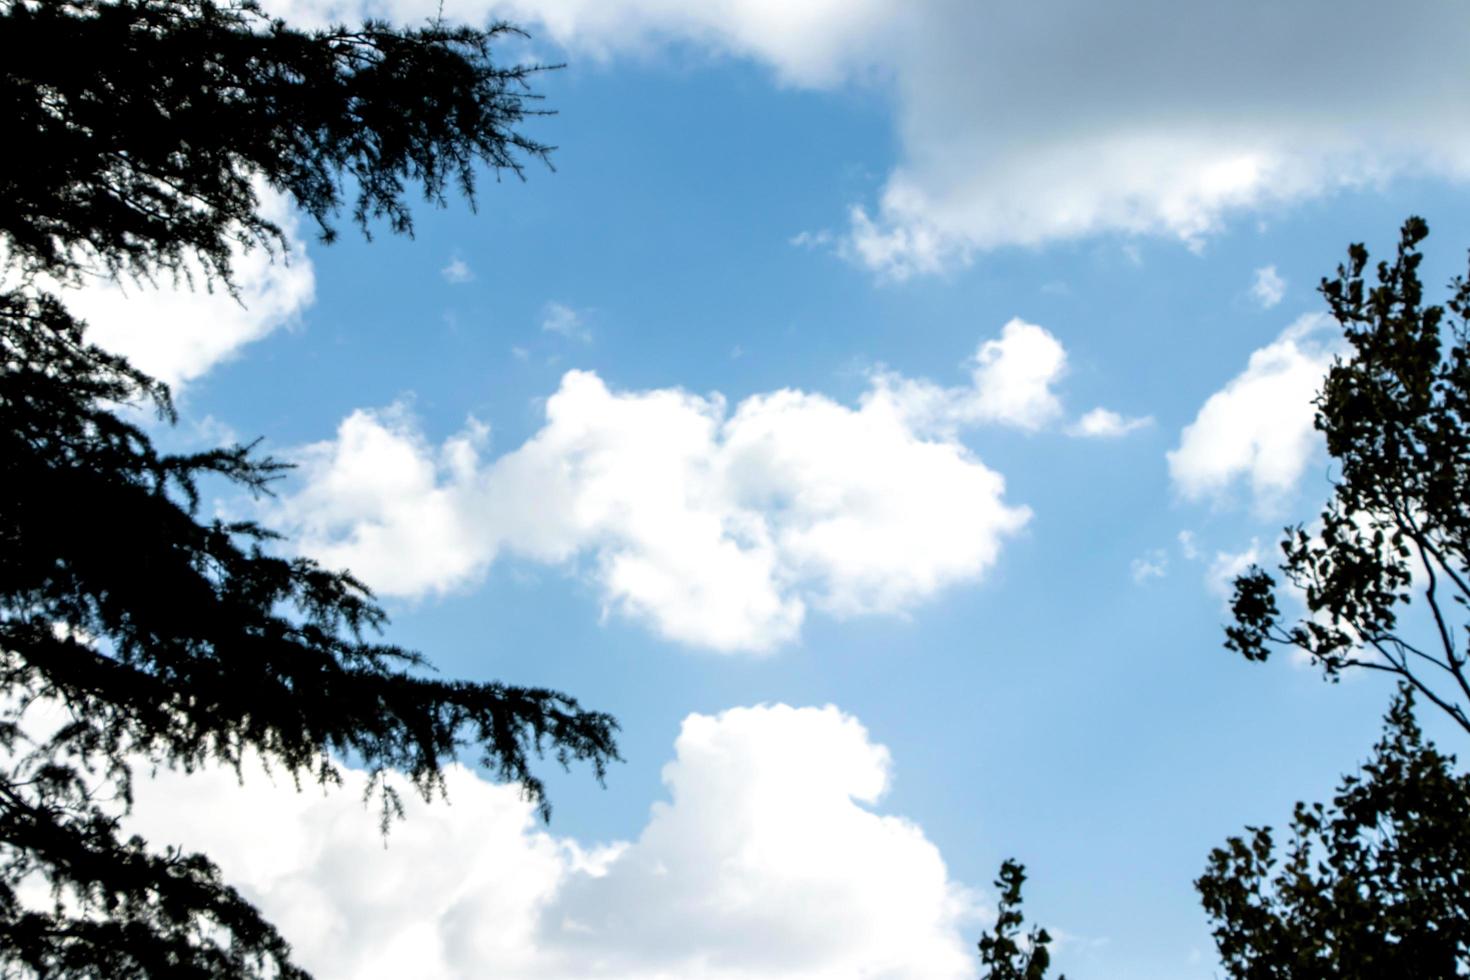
[65, 190, 315, 388]
[442, 257, 475, 284]
[879, 322, 1150, 441]
[1068, 407, 1152, 439]
[275, 360, 1032, 652]
[270, 0, 1470, 276]
[263, 0, 900, 88]
[1131, 549, 1167, 584]
[542, 301, 591, 342]
[1177, 530, 1200, 561]
[1167, 314, 1341, 510]
[963, 319, 1067, 429]
[873, 319, 1067, 434]
[276, 403, 495, 597]
[126, 704, 982, 979]
[789, 229, 834, 250]
[1251, 266, 1286, 309]
[833, 0, 1470, 276]
[271, 318, 1152, 650]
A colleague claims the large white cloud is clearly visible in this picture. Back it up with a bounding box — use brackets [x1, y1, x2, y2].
[276, 356, 1033, 651]
[271, 318, 1152, 650]
[1168, 314, 1341, 510]
[268, 0, 1470, 276]
[64, 191, 315, 388]
[126, 704, 982, 979]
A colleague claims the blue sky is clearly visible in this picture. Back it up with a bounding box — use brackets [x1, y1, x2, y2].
[78, 2, 1470, 976]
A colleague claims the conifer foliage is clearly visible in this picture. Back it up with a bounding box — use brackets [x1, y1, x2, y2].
[1, 0, 553, 284]
[0, 2, 618, 976]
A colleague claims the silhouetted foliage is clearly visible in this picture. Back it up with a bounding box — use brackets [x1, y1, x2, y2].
[1197, 685, 1470, 977]
[978, 859, 1064, 980]
[0, 2, 617, 977]
[1, 0, 553, 286]
[1227, 217, 1470, 735]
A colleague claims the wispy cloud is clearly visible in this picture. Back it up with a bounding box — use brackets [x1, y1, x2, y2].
[541, 301, 591, 342]
[1131, 549, 1168, 584]
[1069, 407, 1152, 439]
[441, 256, 474, 284]
[1251, 265, 1285, 308]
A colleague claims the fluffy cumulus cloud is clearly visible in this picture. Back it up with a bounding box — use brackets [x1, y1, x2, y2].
[63, 190, 315, 388]
[268, 0, 1470, 277]
[126, 704, 981, 979]
[868, 319, 1066, 434]
[276, 403, 494, 597]
[276, 357, 1032, 651]
[963, 319, 1067, 429]
[871, 319, 1144, 439]
[271, 318, 1155, 650]
[1167, 314, 1342, 509]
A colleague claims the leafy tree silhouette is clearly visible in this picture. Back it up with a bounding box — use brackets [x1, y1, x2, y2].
[1211, 218, 1470, 976]
[0, 2, 617, 976]
[1227, 217, 1470, 735]
[977, 859, 1064, 980]
[1198, 685, 1470, 977]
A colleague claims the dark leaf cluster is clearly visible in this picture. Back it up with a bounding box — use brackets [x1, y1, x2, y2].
[1198, 686, 1470, 978]
[977, 859, 1063, 980]
[1226, 217, 1470, 734]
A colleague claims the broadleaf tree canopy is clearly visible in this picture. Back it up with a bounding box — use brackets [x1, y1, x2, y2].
[976, 859, 1064, 980]
[1227, 217, 1470, 735]
[1197, 686, 1470, 978]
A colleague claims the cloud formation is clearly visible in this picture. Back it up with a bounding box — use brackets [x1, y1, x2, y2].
[272, 317, 1153, 650]
[1168, 314, 1341, 510]
[442, 257, 475, 284]
[266, 0, 1470, 276]
[871, 319, 1144, 440]
[869, 319, 1066, 434]
[276, 359, 1032, 651]
[1131, 549, 1167, 584]
[1251, 266, 1286, 309]
[66, 191, 315, 388]
[1068, 407, 1152, 439]
[127, 704, 982, 979]
[541, 301, 591, 342]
